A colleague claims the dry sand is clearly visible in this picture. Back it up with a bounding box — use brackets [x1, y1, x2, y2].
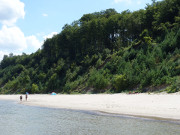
[0, 93, 180, 120]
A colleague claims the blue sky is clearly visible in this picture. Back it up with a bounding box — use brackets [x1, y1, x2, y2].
[0, 0, 161, 61]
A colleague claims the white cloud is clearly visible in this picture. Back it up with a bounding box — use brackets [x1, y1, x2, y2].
[0, 0, 57, 62]
[0, 0, 26, 61]
[0, 51, 8, 61]
[42, 13, 48, 17]
[0, 0, 25, 26]
[26, 35, 42, 51]
[43, 32, 58, 40]
[114, 0, 132, 4]
[0, 0, 43, 61]
[0, 25, 27, 51]
[0, 25, 42, 61]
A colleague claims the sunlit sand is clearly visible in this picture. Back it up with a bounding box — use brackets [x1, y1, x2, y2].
[0, 93, 180, 120]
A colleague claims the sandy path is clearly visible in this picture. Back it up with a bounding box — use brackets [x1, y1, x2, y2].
[0, 93, 180, 120]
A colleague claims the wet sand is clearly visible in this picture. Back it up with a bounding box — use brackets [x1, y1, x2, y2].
[0, 93, 180, 120]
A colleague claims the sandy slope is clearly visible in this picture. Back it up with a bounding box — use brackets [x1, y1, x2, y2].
[0, 93, 180, 120]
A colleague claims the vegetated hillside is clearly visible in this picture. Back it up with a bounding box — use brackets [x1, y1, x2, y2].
[0, 0, 179, 94]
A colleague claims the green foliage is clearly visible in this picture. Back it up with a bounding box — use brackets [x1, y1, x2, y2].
[88, 68, 109, 91]
[96, 58, 103, 68]
[0, 0, 179, 94]
[31, 83, 39, 94]
[3, 79, 19, 94]
[63, 81, 79, 93]
[112, 74, 128, 92]
[166, 77, 180, 93]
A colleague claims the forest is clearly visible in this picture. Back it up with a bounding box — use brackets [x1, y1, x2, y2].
[0, 0, 179, 94]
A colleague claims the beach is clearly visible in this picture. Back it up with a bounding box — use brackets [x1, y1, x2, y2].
[0, 93, 180, 120]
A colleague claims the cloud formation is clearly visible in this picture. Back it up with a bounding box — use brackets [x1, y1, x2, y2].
[0, 0, 42, 61]
[0, 25, 27, 51]
[26, 35, 42, 51]
[43, 32, 58, 40]
[0, 51, 9, 61]
[0, 0, 25, 26]
[0, 25, 42, 53]
[42, 13, 48, 17]
[0, 25, 58, 61]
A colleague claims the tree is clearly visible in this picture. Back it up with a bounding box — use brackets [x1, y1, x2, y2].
[112, 74, 128, 92]
[32, 83, 39, 93]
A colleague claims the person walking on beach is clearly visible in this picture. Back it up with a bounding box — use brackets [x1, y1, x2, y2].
[25, 92, 29, 101]
[25, 94, 28, 101]
[20, 95, 22, 101]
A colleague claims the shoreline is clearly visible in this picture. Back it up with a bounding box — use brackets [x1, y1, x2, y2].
[0, 93, 180, 121]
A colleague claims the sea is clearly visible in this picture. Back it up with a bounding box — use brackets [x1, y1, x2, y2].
[0, 100, 180, 135]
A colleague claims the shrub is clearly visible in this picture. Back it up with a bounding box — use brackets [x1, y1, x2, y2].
[88, 68, 109, 91]
[112, 74, 128, 92]
[96, 58, 103, 68]
[63, 81, 78, 93]
[31, 83, 39, 93]
[167, 77, 180, 93]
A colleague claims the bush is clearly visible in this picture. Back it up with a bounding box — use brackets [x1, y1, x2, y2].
[88, 68, 109, 91]
[112, 74, 128, 92]
[63, 81, 78, 93]
[31, 83, 39, 93]
[167, 77, 180, 93]
[96, 58, 103, 68]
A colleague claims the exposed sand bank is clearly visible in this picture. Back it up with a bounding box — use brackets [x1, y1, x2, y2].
[0, 93, 180, 120]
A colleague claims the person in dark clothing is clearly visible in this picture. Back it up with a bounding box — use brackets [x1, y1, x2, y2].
[20, 95, 22, 101]
[25, 94, 28, 101]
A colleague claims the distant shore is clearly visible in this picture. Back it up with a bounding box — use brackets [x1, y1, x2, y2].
[0, 93, 180, 120]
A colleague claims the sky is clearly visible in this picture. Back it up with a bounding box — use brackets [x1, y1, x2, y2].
[0, 0, 161, 61]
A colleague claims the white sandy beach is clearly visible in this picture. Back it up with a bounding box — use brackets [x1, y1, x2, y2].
[0, 93, 180, 120]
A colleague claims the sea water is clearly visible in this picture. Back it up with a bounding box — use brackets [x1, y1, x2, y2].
[0, 100, 180, 135]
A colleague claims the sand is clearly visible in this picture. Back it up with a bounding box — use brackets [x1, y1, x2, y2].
[0, 93, 180, 120]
